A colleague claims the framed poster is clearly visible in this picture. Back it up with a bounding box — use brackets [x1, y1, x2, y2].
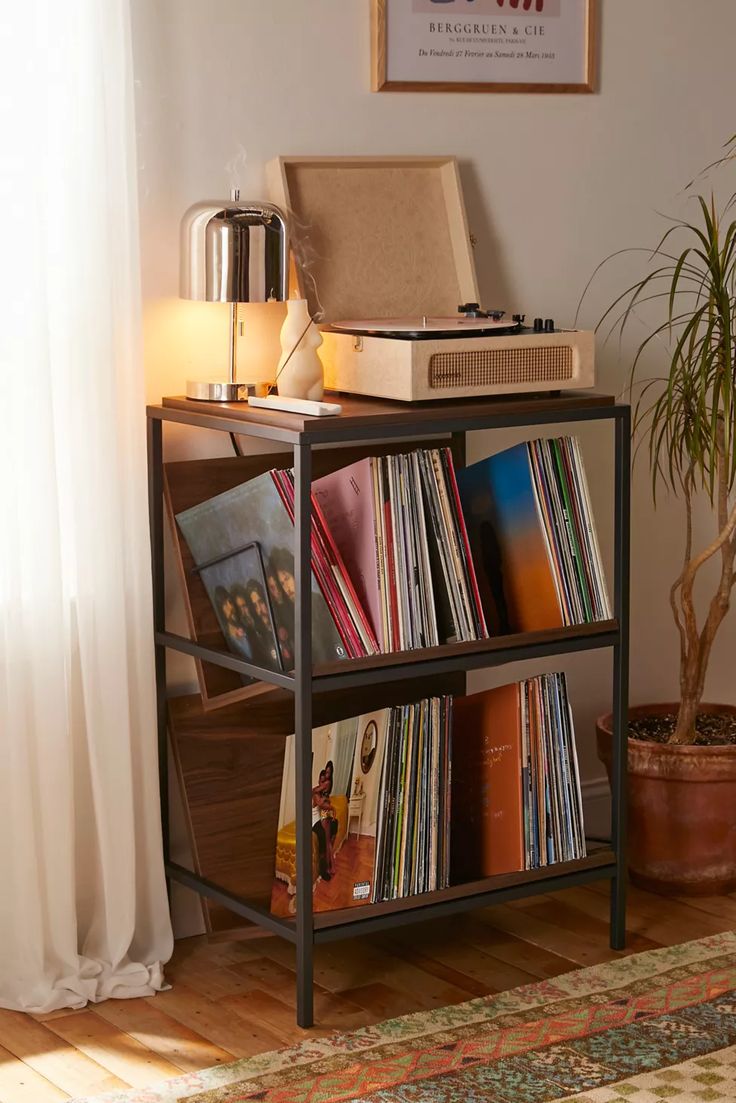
[372, 0, 595, 93]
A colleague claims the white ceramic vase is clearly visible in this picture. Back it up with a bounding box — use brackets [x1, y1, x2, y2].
[276, 299, 324, 401]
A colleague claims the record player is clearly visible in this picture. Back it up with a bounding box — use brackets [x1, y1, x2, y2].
[268, 155, 594, 403]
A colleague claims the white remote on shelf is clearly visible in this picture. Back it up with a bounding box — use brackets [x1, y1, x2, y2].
[248, 395, 342, 417]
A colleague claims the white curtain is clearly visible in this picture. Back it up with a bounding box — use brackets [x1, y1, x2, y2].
[0, 0, 173, 1012]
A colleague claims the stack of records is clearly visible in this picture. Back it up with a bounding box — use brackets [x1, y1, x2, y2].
[522, 672, 586, 869]
[176, 470, 378, 686]
[451, 673, 585, 884]
[270, 698, 451, 917]
[314, 448, 487, 650]
[457, 437, 611, 635]
[373, 697, 453, 902]
[273, 470, 378, 657]
[528, 438, 611, 626]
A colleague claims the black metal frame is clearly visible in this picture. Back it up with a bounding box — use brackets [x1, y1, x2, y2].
[147, 396, 631, 1029]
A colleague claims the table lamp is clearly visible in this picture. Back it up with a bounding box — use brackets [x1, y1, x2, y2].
[180, 190, 289, 402]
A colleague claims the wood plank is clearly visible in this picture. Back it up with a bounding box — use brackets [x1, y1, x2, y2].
[143, 983, 284, 1058]
[673, 894, 736, 925]
[589, 882, 731, 945]
[222, 991, 329, 1043]
[377, 930, 542, 994]
[42, 1012, 183, 1089]
[226, 954, 302, 993]
[509, 894, 663, 955]
[475, 903, 623, 967]
[226, 952, 398, 1033]
[164, 957, 258, 1002]
[168, 714, 286, 933]
[29, 1010, 88, 1026]
[92, 999, 235, 1075]
[372, 939, 490, 999]
[456, 914, 577, 979]
[261, 934, 473, 1011]
[337, 981, 445, 1021]
[0, 1044, 69, 1103]
[223, 987, 368, 1041]
[0, 1010, 127, 1099]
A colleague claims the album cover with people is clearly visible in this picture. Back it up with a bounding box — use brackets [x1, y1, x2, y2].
[176, 471, 349, 683]
[271, 710, 390, 916]
[199, 543, 282, 676]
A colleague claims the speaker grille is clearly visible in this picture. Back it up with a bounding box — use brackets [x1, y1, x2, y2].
[428, 346, 574, 390]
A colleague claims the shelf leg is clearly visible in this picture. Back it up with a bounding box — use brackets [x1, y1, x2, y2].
[294, 442, 314, 1028]
[610, 407, 631, 950]
[147, 416, 170, 883]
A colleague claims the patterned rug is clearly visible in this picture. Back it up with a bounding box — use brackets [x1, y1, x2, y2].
[77, 932, 736, 1103]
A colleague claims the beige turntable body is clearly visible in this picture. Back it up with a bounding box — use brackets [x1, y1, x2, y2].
[267, 155, 594, 403]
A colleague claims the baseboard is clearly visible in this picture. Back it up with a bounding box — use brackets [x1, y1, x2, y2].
[582, 775, 612, 840]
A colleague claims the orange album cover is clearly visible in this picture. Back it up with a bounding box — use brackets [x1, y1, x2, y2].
[450, 683, 524, 882]
[456, 445, 564, 634]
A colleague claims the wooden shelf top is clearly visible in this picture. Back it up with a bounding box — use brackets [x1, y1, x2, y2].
[151, 390, 621, 444]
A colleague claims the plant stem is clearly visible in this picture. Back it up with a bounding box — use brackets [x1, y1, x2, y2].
[671, 422, 736, 744]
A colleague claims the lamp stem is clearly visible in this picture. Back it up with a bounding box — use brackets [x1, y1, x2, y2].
[229, 302, 238, 385]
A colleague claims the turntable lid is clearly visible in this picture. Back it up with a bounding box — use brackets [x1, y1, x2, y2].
[267, 155, 479, 324]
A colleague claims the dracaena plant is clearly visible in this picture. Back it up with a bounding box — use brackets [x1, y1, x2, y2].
[586, 147, 736, 745]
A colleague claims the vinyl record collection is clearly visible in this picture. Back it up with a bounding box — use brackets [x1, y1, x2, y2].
[451, 674, 586, 885]
[270, 697, 452, 917]
[270, 678, 586, 916]
[314, 448, 487, 650]
[522, 672, 586, 869]
[528, 438, 611, 625]
[177, 438, 609, 675]
[175, 469, 378, 687]
[273, 469, 379, 657]
[457, 437, 612, 635]
[175, 439, 600, 916]
[373, 696, 453, 902]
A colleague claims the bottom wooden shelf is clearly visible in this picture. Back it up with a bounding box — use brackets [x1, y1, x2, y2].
[311, 845, 615, 933]
[310, 845, 616, 942]
[167, 845, 615, 945]
[168, 692, 616, 940]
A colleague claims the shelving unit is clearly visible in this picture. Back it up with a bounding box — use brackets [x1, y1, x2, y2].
[147, 390, 630, 1028]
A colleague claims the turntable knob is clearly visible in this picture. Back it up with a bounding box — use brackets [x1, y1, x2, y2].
[544, 318, 555, 333]
[533, 317, 544, 333]
[512, 314, 525, 325]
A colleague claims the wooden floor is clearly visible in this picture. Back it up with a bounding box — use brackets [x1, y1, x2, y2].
[2, 882, 735, 1103]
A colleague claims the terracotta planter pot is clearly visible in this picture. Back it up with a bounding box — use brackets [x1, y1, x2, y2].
[597, 703, 736, 895]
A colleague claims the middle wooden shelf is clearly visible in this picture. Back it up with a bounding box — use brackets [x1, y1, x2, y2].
[159, 618, 619, 699]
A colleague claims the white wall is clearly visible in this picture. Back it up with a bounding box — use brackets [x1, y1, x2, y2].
[131, 0, 736, 920]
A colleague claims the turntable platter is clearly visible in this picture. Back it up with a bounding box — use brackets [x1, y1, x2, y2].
[328, 316, 522, 340]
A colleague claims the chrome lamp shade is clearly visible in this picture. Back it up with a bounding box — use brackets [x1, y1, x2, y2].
[180, 196, 289, 401]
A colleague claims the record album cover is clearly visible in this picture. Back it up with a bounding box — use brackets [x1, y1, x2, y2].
[271, 710, 390, 915]
[176, 472, 348, 677]
[457, 446, 564, 634]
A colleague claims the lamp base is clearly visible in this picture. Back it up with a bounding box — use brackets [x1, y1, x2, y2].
[185, 380, 270, 402]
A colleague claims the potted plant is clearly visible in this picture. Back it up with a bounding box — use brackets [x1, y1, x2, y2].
[592, 146, 736, 895]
